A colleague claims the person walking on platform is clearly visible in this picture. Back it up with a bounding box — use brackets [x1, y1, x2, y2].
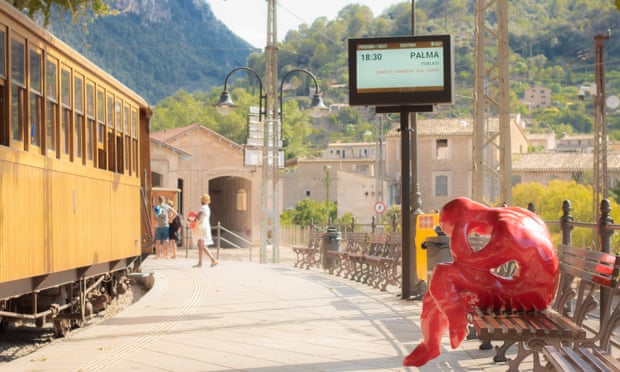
[193, 193, 218, 268]
[154, 195, 176, 259]
[167, 199, 182, 259]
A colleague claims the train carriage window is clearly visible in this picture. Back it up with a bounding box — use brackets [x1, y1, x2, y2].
[0, 28, 5, 79]
[10, 37, 25, 146]
[96, 89, 105, 169]
[45, 57, 58, 155]
[60, 68, 71, 158]
[115, 100, 121, 131]
[106, 94, 115, 171]
[115, 99, 123, 173]
[107, 94, 113, 128]
[74, 75, 83, 161]
[29, 48, 42, 150]
[85, 82, 94, 164]
[124, 104, 130, 174]
[0, 28, 6, 146]
[131, 108, 138, 175]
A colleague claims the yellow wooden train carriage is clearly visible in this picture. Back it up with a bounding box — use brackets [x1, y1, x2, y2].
[0, 2, 152, 291]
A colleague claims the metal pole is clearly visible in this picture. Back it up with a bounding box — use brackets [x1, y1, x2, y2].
[407, 0, 424, 299]
[593, 32, 609, 227]
[400, 110, 412, 299]
[260, 0, 279, 263]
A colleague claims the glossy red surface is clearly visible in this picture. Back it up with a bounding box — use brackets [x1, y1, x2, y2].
[404, 197, 559, 367]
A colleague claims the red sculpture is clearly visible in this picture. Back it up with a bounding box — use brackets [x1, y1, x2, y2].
[404, 197, 558, 367]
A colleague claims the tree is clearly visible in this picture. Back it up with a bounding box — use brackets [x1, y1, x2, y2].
[513, 180, 620, 252]
[7, 0, 111, 25]
[280, 199, 334, 227]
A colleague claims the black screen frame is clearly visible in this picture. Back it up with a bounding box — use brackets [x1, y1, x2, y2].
[348, 34, 454, 107]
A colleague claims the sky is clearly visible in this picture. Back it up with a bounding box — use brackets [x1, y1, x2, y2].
[206, 0, 399, 48]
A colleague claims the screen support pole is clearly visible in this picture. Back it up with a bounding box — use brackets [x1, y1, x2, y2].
[377, 105, 432, 300]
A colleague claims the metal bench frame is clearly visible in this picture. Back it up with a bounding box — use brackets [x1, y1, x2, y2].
[472, 244, 620, 371]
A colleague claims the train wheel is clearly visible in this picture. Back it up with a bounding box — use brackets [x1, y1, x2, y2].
[53, 319, 71, 338]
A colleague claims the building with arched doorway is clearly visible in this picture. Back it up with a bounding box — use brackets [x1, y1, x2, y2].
[150, 124, 266, 245]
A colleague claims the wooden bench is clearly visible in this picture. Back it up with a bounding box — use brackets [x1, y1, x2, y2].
[541, 246, 620, 372]
[471, 244, 620, 371]
[346, 233, 387, 284]
[373, 233, 401, 291]
[361, 233, 390, 286]
[543, 344, 620, 371]
[325, 232, 367, 277]
[292, 231, 324, 269]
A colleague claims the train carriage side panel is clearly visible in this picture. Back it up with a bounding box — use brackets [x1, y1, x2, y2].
[0, 2, 151, 295]
[0, 148, 48, 282]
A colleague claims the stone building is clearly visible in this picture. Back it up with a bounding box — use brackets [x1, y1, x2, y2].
[521, 85, 552, 110]
[383, 117, 529, 212]
[150, 124, 264, 244]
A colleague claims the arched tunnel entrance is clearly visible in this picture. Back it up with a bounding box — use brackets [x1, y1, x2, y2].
[208, 176, 253, 246]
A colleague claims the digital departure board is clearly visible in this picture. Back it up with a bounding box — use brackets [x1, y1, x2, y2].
[348, 35, 454, 107]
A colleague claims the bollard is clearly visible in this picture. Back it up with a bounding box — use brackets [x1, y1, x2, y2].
[560, 200, 573, 246]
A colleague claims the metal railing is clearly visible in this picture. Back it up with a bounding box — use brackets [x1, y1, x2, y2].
[213, 222, 253, 261]
[182, 222, 253, 261]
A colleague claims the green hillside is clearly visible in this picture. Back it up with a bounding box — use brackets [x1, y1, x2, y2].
[44, 0, 620, 150]
[48, 0, 256, 104]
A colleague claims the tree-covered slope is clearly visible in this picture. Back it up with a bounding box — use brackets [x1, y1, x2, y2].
[48, 0, 256, 104]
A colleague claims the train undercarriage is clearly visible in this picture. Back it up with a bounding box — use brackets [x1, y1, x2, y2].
[0, 257, 146, 338]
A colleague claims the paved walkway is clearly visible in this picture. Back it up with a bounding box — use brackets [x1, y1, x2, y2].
[4, 247, 522, 371]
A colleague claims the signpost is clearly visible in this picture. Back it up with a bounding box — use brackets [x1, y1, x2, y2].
[348, 34, 454, 300]
[374, 201, 386, 215]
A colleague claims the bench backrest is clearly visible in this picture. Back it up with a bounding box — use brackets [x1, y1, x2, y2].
[367, 233, 389, 256]
[307, 231, 325, 250]
[553, 244, 620, 349]
[341, 232, 368, 253]
[386, 233, 401, 259]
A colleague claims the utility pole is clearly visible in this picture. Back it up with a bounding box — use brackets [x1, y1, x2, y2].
[472, 0, 512, 205]
[593, 31, 610, 226]
[401, 0, 425, 300]
[261, 0, 279, 263]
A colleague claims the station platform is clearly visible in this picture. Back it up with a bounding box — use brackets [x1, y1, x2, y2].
[4, 247, 522, 371]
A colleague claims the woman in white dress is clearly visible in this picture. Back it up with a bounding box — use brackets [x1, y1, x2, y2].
[193, 193, 218, 268]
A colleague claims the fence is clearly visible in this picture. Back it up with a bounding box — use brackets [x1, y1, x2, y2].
[281, 215, 399, 247]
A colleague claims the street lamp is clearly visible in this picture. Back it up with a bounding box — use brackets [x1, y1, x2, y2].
[218, 68, 327, 118]
[216, 66, 327, 263]
[280, 68, 328, 118]
[216, 67, 265, 120]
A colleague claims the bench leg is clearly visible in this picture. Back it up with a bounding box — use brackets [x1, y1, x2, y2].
[508, 339, 549, 372]
[494, 340, 515, 363]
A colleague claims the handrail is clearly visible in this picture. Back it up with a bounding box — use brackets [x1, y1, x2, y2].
[214, 222, 253, 261]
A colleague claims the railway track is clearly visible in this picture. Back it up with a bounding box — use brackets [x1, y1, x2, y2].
[0, 281, 147, 363]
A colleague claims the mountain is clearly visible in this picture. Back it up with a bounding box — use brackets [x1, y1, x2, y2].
[48, 0, 256, 104]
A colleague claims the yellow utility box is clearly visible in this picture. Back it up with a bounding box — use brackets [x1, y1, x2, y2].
[415, 213, 440, 282]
